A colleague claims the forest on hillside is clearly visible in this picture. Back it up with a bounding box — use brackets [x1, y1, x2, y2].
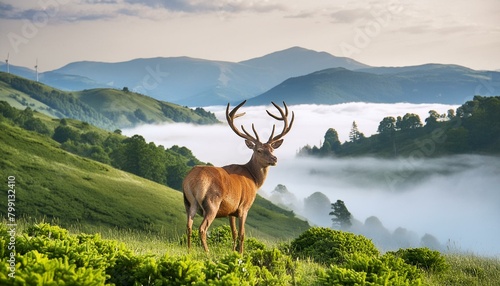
[0, 101, 206, 190]
[299, 96, 500, 157]
[0, 72, 219, 130]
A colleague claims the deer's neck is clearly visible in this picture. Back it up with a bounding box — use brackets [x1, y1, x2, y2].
[245, 159, 269, 188]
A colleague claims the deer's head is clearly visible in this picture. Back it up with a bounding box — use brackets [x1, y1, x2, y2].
[226, 100, 294, 167]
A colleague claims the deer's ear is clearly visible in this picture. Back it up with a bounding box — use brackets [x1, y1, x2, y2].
[245, 140, 255, 149]
[271, 139, 284, 149]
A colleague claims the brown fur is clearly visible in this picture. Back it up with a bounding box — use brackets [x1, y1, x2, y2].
[183, 142, 277, 253]
[182, 101, 293, 253]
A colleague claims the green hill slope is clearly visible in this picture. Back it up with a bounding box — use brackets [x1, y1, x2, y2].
[76, 88, 218, 127]
[0, 122, 309, 240]
[0, 72, 219, 130]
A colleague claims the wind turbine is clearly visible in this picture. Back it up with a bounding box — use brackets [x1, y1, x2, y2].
[35, 58, 39, 82]
[5, 53, 9, 73]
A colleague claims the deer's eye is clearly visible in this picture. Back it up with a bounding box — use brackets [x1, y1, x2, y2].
[257, 149, 263, 153]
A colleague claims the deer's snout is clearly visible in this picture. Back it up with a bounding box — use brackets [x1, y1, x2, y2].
[269, 155, 278, 166]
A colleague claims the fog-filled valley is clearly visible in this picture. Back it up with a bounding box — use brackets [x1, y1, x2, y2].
[124, 102, 500, 257]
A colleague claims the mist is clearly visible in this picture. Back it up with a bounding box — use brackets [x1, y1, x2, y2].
[123, 102, 500, 257]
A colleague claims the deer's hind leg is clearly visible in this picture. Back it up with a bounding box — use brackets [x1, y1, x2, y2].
[229, 216, 238, 251]
[199, 198, 220, 252]
[184, 194, 198, 251]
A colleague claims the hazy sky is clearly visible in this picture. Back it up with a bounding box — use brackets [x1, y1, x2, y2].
[1, 0, 499, 71]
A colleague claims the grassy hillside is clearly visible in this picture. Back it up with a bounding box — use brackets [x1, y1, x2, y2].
[2, 223, 499, 285]
[0, 72, 219, 130]
[76, 88, 218, 127]
[0, 122, 309, 240]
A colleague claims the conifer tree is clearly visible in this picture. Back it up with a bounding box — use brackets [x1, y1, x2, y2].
[329, 200, 352, 230]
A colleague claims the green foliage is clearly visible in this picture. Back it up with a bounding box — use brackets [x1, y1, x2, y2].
[424, 254, 500, 286]
[329, 200, 352, 230]
[388, 248, 448, 273]
[289, 227, 424, 285]
[290, 227, 379, 265]
[1, 223, 499, 285]
[0, 102, 51, 136]
[0, 223, 131, 285]
[2, 74, 114, 129]
[0, 100, 207, 189]
[300, 96, 500, 157]
[250, 248, 294, 285]
[0, 72, 219, 130]
[317, 253, 423, 285]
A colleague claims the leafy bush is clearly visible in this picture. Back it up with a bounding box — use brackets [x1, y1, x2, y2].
[316, 253, 423, 285]
[290, 227, 379, 265]
[388, 248, 448, 272]
[251, 248, 294, 285]
[0, 223, 124, 285]
[4, 223, 475, 285]
[290, 227, 424, 285]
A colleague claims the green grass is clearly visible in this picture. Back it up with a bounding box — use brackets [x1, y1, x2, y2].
[0, 72, 219, 130]
[0, 122, 309, 242]
[76, 88, 219, 126]
[4, 220, 498, 285]
[424, 253, 500, 285]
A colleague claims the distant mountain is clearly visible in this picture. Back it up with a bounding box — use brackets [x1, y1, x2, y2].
[47, 47, 370, 106]
[6, 48, 500, 107]
[0, 72, 219, 130]
[240, 46, 368, 75]
[247, 64, 500, 105]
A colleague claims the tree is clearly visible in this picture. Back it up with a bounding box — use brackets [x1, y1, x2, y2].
[321, 128, 341, 154]
[425, 110, 440, 128]
[52, 125, 80, 143]
[349, 121, 364, 142]
[329, 200, 352, 230]
[378, 116, 397, 134]
[399, 113, 422, 130]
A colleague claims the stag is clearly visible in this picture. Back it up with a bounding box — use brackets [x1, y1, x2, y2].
[183, 100, 294, 253]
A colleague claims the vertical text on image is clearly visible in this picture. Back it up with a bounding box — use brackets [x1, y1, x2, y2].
[7, 175, 16, 279]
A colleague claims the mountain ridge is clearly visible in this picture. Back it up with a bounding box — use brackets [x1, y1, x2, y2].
[2, 47, 499, 106]
[2, 47, 372, 106]
[247, 64, 500, 105]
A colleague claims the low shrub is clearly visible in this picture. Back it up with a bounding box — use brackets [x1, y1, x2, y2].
[388, 248, 448, 272]
[290, 227, 379, 265]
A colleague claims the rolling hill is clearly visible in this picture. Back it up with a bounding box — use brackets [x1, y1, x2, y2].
[0, 119, 310, 240]
[45, 47, 369, 106]
[247, 64, 500, 105]
[0, 72, 219, 130]
[5, 47, 499, 107]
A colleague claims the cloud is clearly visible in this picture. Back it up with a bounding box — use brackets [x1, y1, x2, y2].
[0, 0, 118, 22]
[124, 102, 457, 165]
[123, 102, 498, 256]
[263, 155, 500, 256]
[329, 8, 372, 24]
[123, 0, 286, 14]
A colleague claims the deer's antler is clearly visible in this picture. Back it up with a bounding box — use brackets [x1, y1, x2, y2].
[226, 100, 260, 143]
[266, 101, 294, 144]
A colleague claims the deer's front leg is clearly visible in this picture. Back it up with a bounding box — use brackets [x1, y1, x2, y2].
[229, 216, 238, 251]
[237, 212, 248, 254]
